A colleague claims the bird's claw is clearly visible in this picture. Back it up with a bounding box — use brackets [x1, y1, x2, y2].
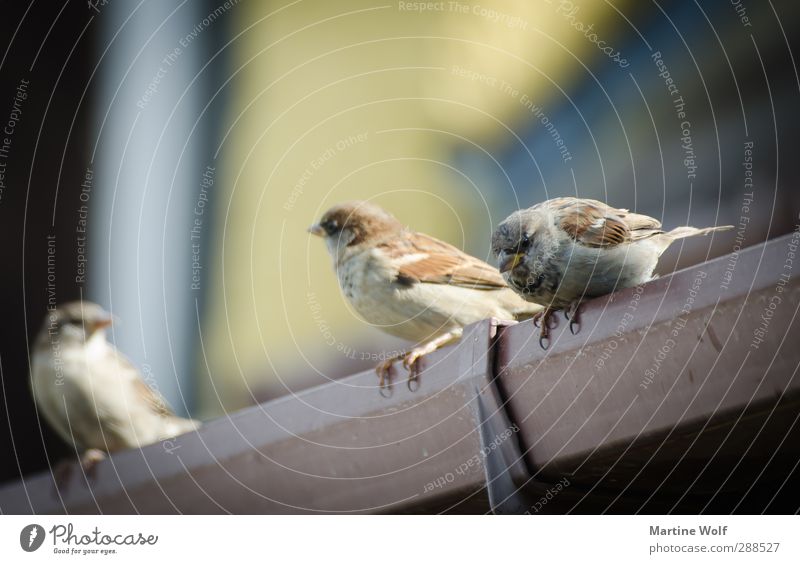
[375, 349, 423, 395]
[51, 449, 106, 498]
[81, 449, 105, 481]
[533, 309, 552, 328]
[536, 311, 552, 350]
[566, 301, 581, 335]
[375, 358, 396, 397]
[532, 308, 556, 349]
[402, 353, 422, 391]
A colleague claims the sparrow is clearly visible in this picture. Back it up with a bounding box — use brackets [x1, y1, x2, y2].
[30, 301, 199, 483]
[492, 197, 733, 347]
[309, 201, 542, 390]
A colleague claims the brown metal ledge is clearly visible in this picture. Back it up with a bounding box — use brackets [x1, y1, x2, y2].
[0, 234, 798, 514]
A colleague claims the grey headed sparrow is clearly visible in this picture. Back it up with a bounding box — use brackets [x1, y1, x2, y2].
[492, 197, 732, 347]
[30, 301, 199, 481]
[309, 201, 542, 390]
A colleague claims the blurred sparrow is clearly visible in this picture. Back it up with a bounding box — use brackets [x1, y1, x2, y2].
[30, 301, 199, 482]
[492, 197, 732, 347]
[309, 201, 541, 390]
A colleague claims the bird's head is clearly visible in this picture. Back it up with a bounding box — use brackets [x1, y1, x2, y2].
[41, 301, 113, 345]
[492, 208, 553, 277]
[308, 201, 404, 260]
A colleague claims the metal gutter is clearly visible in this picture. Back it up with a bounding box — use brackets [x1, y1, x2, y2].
[1, 234, 798, 514]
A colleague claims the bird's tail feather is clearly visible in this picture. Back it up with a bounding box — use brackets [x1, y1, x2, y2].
[161, 418, 201, 439]
[667, 225, 733, 240]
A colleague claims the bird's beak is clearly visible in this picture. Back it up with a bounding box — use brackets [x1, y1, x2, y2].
[92, 317, 113, 331]
[307, 223, 325, 237]
[499, 253, 524, 274]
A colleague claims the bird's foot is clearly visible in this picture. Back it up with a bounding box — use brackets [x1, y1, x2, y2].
[402, 350, 423, 392]
[488, 317, 518, 337]
[490, 317, 518, 328]
[80, 449, 106, 481]
[51, 460, 74, 497]
[50, 449, 106, 498]
[532, 308, 556, 349]
[564, 300, 582, 335]
[375, 351, 408, 396]
[400, 328, 464, 392]
[532, 308, 557, 329]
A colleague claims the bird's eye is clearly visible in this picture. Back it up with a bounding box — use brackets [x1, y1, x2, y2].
[519, 234, 531, 250]
[58, 319, 79, 330]
[322, 219, 340, 235]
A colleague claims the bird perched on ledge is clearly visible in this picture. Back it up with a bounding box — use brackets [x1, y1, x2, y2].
[492, 197, 733, 347]
[309, 201, 542, 391]
[30, 301, 199, 484]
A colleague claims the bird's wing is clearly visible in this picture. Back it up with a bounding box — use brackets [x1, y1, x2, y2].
[107, 349, 176, 418]
[132, 378, 174, 418]
[380, 231, 507, 290]
[546, 197, 662, 248]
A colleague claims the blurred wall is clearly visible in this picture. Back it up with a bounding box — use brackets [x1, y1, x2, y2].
[90, 0, 228, 418]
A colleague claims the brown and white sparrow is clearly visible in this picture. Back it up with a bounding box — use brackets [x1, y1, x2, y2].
[30, 301, 199, 480]
[492, 197, 732, 346]
[309, 201, 542, 390]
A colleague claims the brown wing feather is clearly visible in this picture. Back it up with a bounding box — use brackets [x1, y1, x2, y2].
[132, 379, 174, 418]
[100, 346, 177, 420]
[383, 232, 507, 289]
[546, 197, 662, 248]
